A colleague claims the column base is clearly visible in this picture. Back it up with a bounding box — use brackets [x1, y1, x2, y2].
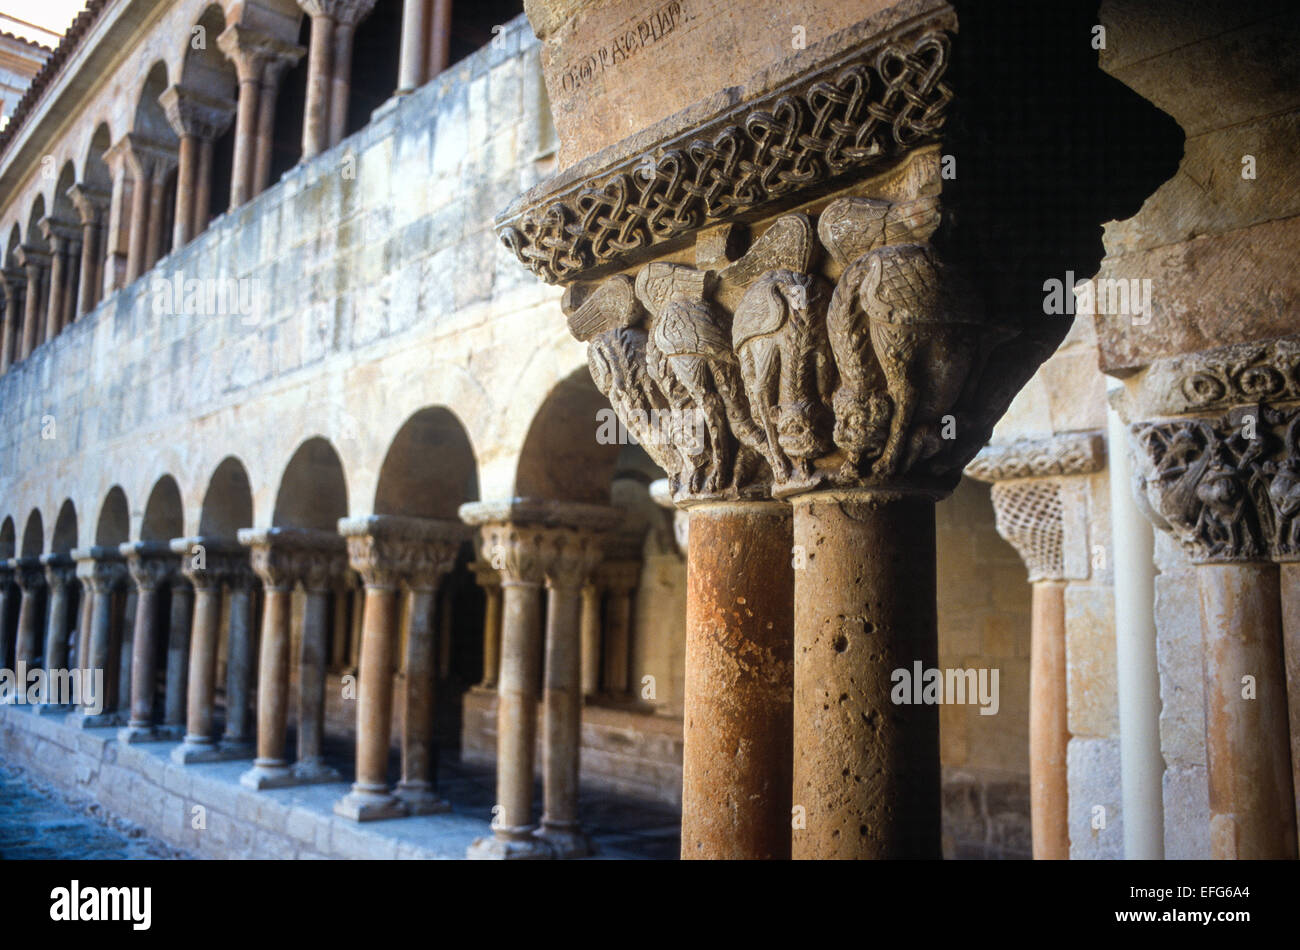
[467, 832, 555, 860]
[218, 738, 256, 759]
[291, 758, 343, 785]
[118, 724, 161, 744]
[155, 723, 185, 741]
[535, 823, 594, 859]
[394, 781, 451, 816]
[171, 738, 236, 764]
[31, 703, 73, 716]
[240, 760, 296, 790]
[334, 787, 407, 822]
[69, 710, 125, 729]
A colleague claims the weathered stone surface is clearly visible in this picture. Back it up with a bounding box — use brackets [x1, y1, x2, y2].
[1066, 736, 1124, 860]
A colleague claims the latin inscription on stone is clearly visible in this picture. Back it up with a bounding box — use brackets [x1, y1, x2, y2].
[560, 1, 692, 96]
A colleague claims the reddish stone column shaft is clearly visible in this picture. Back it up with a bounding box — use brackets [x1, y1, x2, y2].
[185, 584, 223, 744]
[480, 581, 501, 687]
[221, 582, 257, 750]
[253, 66, 285, 196]
[541, 581, 584, 835]
[42, 578, 71, 677]
[427, 0, 452, 78]
[163, 582, 193, 731]
[1029, 580, 1070, 859]
[354, 584, 399, 793]
[681, 503, 793, 860]
[329, 21, 355, 147]
[579, 582, 600, 696]
[302, 13, 335, 159]
[296, 587, 331, 766]
[494, 579, 543, 839]
[397, 0, 429, 92]
[145, 172, 169, 271]
[194, 139, 214, 237]
[44, 238, 66, 343]
[399, 586, 437, 797]
[790, 491, 940, 859]
[75, 585, 93, 674]
[1198, 562, 1297, 859]
[21, 260, 43, 358]
[85, 587, 120, 716]
[173, 134, 198, 248]
[127, 584, 162, 730]
[125, 167, 152, 282]
[14, 580, 43, 667]
[254, 587, 293, 768]
[229, 77, 261, 209]
[1281, 562, 1300, 840]
[77, 220, 100, 315]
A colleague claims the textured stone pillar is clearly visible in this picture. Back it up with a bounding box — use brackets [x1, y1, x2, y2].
[789, 491, 940, 859]
[537, 524, 609, 858]
[427, 0, 452, 79]
[16, 246, 48, 359]
[473, 562, 502, 688]
[328, 1, 376, 147]
[294, 555, 345, 783]
[219, 560, 258, 756]
[966, 440, 1106, 860]
[122, 143, 155, 283]
[336, 515, 465, 819]
[160, 85, 236, 248]
[72, 547, 127, 725]
[39, 220, 74, 342]
[119, 542, 174, 743]
[11, 558, 45, 670]
[144, 155, 178, 271]
[253, 51, 301, 196]
[299, 2, 337, 160]
[1135, 405, 1299, 859]
[1280, 561, 1300, 838]
[37, 555, 76, 708]
[160, 574, 193, 738]
[682, 503, 793, 860]
[68, 184, 104, 315]
[239, 528, 334, 789]
[219, 27, 298, 208]
[396, 0, 429, 93]
[171, 537, 231, 763]
[0, 271, 22, 369]
[578, 580, 600, 697]
[598, 561, 638, 697]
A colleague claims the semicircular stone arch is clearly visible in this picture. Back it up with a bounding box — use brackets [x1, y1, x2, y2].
[272, 437, 349, 531]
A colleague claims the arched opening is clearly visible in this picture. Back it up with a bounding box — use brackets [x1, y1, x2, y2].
[515, 367, 622, 505]
[273, 437, 348, 530]
[51, 500, 78, 553]
[141, 475, 184, 542]
[178, 5, 237, 238]
[20, 509, 43, 558]
[374, 407, 480, 755]
[199, 456, 254, 538]
[47, 161, 80, 333]
[131, 62, 180, 270]
[95, 487, 130, 547]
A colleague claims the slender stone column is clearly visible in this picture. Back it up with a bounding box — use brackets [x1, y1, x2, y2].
[329, 1, 375, 147]
[15, 246, 48, 359]
[253, 51, 301, 196]
[293, 552, 346, 783]
[171, 537, 233, 762]
[1279, 561, 1300, 838]
[336, 515, 465, 819]
[299, 2, 337, 160]
[61, 238, 79, 329]
[473, 562, 502, 689]
[219, 27, 299, 209]
[330, 584, 351, 669]
[37, 555, 76, 709]
[219, 560, 258, 756]
[966, 442, 1105, 860]
[0, 564, 14, 670]
[462, 502, 616, 860]
[537, 523, 611, 858]
[396, 0, 429, 94]
[0, 271, 22, 370]
[144, 158, 177, 271]
[578, 580, 600, 697]
[1135, 406, 1299, 859]
[73, 580, 92, 673]
[116, 588, 136, 719]
[427, 0, 452, 79]
[238, 527, 311, 788]
[598, 561, 638, 697]
[119, 542, 174, 743]
[159, 574, 194, 739]
[39, 219, 75, 342]
[11, 557, 46, 669]
[160, 85, 236, 248]
[123, 145, 155, 283]
[100, 144, 130, 295]
[72, 547, 127, 725]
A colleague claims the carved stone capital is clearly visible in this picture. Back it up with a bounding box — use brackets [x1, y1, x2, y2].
[965, 432, 1106, 483]
[66, 184, 109, 227]
[38, 215, 79, 249]
[1135, 334, 1300, 418]
[337, 516, 467, 591]
[159, 85, 237, 142]
[989, 478, 1092, 583]
[470, 560, 500, 590]
[459, 501, 619, 588]
[597, 560, 641, 594]
[8, 557, 45, 591]
[170, 536, 243, 589]
[39, 553, 76, 591]
[238, 527, 347, 592]
[15, 245, 50, 271]
[1134, 403, 1300, 564]
[105, 133, 178, 181]
[217, 25, 304, 85]
[298, 0, 376, 25]
[120, 541, 177, 591]
[72, 546, 128, 594]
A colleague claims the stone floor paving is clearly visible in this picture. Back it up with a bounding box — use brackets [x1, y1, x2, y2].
[0, 762, 192, 860]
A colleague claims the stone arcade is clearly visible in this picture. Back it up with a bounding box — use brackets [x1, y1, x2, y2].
[0, 0, 1297, 861]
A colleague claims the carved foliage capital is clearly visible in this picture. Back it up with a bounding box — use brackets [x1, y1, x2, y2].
[966, 432, 1106, 483]
[339, 516, 464, 590]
